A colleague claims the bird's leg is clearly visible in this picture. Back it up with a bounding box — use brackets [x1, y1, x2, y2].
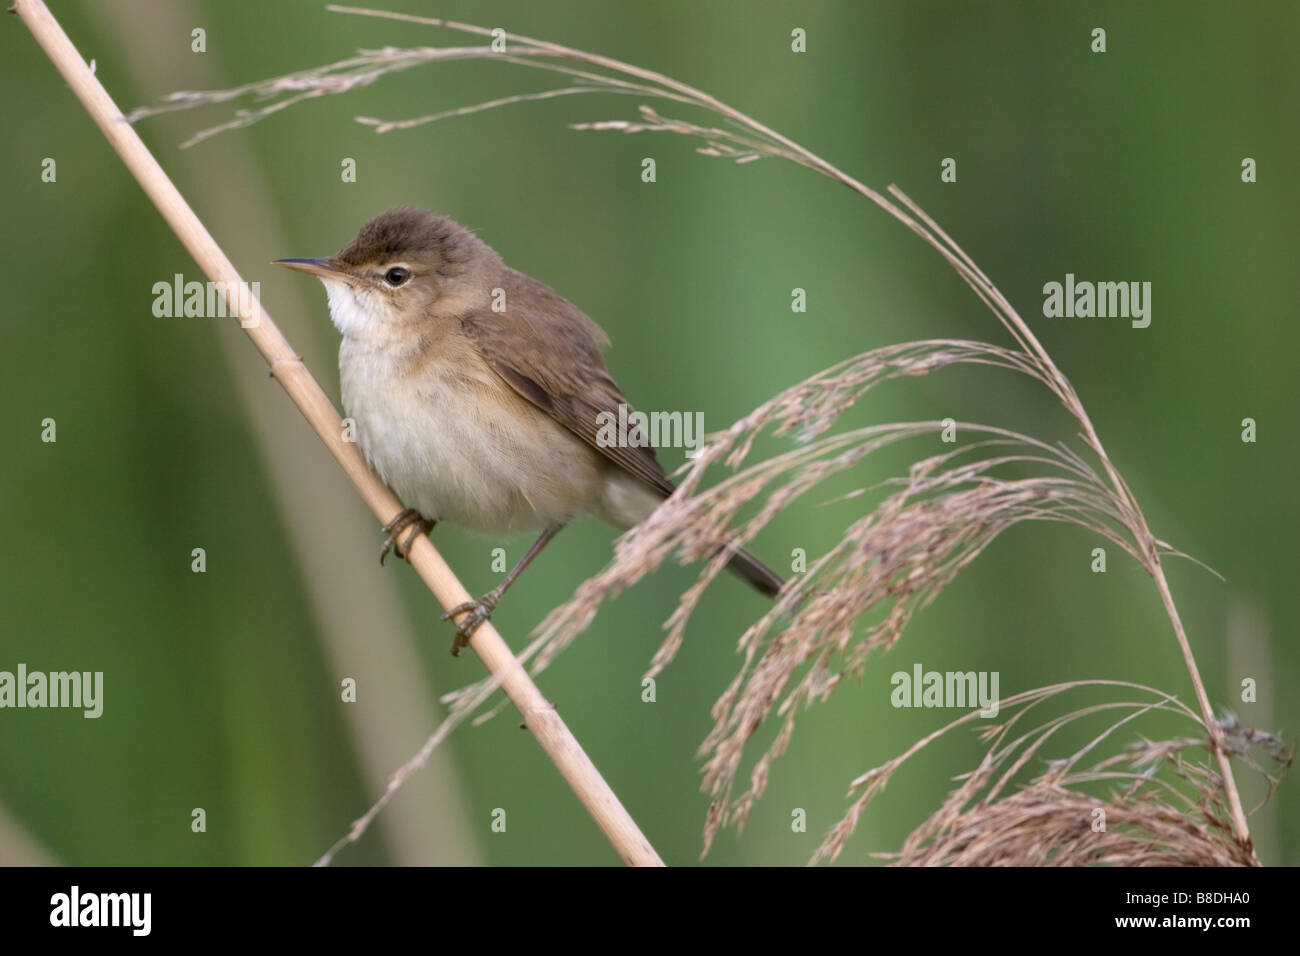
[443, 525, 562, 655]
[379, 509, 435, 566]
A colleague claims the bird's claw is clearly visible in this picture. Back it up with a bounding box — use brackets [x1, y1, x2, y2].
[379, 509, 433, 566]
[442, 594, 498, 655]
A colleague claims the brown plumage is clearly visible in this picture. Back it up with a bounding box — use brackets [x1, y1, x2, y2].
[276, 207, 782, 649]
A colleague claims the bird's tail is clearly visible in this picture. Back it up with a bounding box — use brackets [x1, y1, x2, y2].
[605, 475, 784, 598]
[724, 546, 785, 600]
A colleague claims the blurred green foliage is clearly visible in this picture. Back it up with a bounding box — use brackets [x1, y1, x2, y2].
[1, 0, 1295, 865]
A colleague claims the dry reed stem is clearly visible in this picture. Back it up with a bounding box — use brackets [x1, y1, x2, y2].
[15, 0, 662, 867]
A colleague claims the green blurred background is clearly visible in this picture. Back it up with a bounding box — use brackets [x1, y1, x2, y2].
[2, 0, 1296, 865]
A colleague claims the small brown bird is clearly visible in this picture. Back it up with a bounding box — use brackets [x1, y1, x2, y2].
[276, 208, 782, 652]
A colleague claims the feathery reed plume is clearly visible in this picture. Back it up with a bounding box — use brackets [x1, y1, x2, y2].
[127, 4, 1279, 863]
[808, 681, 1290, 866]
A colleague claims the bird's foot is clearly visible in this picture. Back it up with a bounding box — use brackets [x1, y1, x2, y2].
[441, 591, 500, 656]
[379, 509, 434, 565]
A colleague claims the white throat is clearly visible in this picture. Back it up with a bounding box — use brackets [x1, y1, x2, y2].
[320, 278, 390, 338]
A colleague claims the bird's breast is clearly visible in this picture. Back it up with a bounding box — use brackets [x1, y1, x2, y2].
[338, 334, 604, 534]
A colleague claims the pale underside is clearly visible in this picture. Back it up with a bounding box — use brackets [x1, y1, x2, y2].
[327, 278, 663, 535]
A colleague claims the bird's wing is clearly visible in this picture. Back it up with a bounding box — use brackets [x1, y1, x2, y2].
[460, 269, 676, 499]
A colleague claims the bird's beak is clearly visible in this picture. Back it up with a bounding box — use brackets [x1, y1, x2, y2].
[273, 257, 367, 287]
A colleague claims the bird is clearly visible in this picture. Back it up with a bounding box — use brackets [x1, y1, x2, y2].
[275, 207, 782, 653]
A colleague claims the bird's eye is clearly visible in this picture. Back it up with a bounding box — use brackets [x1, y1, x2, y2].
[384, 266, 411, 286]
